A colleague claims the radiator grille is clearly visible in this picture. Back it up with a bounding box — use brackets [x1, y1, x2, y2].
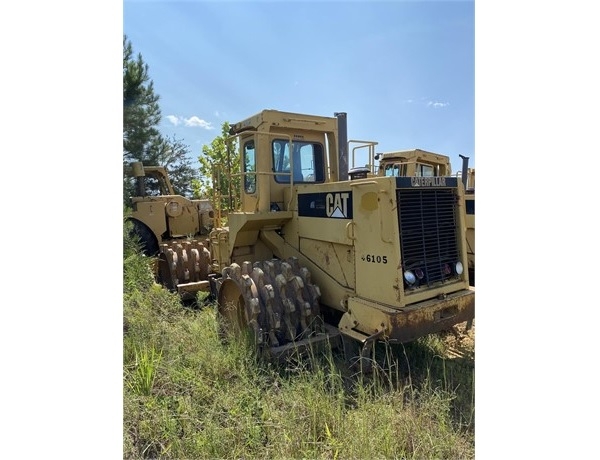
[397, 188, 459, 288]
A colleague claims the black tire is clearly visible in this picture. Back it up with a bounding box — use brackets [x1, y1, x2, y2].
[128, 219, 159, 256]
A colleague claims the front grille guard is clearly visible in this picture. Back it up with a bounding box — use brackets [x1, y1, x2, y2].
[397, 188, 460, 288]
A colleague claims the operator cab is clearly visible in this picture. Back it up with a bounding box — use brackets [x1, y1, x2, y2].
[382, 161, 440, 178]
[374, 149, 452, 178]
[229, 110, 339, 214]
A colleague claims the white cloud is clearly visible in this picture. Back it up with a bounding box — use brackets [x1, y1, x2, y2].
[165, 115, 215, 129]
[184, 116, 214, 129]
[166, 115, 180, 125]
[427, 101, 450, 108]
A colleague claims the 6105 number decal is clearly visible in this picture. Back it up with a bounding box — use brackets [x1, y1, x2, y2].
[361, 254, 388, 264]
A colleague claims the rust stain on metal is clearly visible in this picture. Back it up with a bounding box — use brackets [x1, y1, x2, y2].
[387, 291, 475, 344]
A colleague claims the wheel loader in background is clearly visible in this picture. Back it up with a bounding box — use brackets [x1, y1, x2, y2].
[459, 159, 475, 285]
[150, 109, 475, 361]
[126, 163, 215, 298]
[367, 148, 475, 286]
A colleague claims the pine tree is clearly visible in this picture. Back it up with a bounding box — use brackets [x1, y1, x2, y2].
[123, 35, 198, 203]
[123, 35, 161, 164]
[155, 134, 197, 197]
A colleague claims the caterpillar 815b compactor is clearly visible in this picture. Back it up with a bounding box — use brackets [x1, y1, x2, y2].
[156, 109, 475, 360]
[126, 163, 214, 297]
[366, 148, 475, 286]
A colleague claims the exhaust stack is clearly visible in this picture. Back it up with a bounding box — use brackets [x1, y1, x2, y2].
[131, 161, 146, 197]
[459, 154, 469, 189]
[335, 112, 348, 181]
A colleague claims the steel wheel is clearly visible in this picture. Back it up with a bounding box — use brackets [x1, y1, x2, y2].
[217, 258, 324, 350]
[218, 277, 251, 339]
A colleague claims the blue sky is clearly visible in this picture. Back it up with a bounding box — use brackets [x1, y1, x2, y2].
[123, 0, 475, 171]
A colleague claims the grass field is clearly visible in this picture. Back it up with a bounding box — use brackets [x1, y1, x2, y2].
[123, 232, 475, 459]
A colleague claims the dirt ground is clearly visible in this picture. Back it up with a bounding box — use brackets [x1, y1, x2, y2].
[441, 320, 475, 360]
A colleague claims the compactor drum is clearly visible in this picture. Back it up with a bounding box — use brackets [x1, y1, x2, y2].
[216, 257, 337, 359]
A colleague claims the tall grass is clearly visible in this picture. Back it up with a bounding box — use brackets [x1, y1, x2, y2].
[127, 344, 163, 396]
[123, 229, 475, 459]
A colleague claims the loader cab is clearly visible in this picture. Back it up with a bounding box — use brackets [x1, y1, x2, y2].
[242, 137, 326, 192]
[230, 110, 340, 214]
[375, 149, 452, 178]
[130, 162, 176, 197]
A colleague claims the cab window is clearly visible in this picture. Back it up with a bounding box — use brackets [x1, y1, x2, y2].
[272, 139, 324, 183]
[416, 163, 435, 177]
[384, 164, 399, 177]
[243, 140, 256, 193]
[384, 163, 408, 177]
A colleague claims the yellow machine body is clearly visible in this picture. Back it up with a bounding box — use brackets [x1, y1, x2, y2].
[374, 149, 475, 285]
[208, 110, 474, 346]
[127, 163, 215, 298]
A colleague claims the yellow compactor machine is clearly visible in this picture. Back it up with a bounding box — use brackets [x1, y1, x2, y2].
[147, 109, 475, 360]
[369, 148, 475, 285]
[126, 163, 214, 266]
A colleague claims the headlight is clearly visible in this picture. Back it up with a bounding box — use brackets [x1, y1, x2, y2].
[166, 201, 182, 217]
[403, 270, 416, 285]
[455, 261, 464, 275]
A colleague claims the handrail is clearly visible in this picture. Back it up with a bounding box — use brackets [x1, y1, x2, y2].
[349, 139, 378, 175]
